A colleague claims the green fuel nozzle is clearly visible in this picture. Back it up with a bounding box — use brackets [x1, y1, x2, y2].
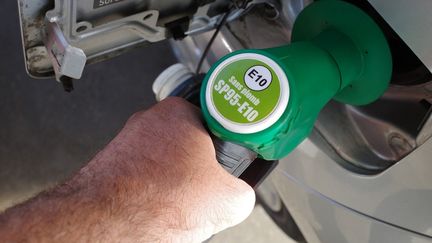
[201, 0, 392, 164]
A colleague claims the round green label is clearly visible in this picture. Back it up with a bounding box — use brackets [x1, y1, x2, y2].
[210, 58, 282, 125]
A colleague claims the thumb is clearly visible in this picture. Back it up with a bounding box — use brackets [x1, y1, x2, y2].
[211, 177, 256, 235]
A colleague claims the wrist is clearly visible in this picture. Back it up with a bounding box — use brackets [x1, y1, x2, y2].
[83, 154, 193, 240]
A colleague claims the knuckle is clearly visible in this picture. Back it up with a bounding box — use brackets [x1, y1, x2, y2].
[159, 97, 191, 110]
[127, 110, 146, 123]
[156, 97, 197, 117]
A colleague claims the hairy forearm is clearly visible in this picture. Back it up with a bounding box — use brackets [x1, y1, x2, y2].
[0, 153, 182, 242]
[0, 135, 217, 242]
[0, 162, 125, 241]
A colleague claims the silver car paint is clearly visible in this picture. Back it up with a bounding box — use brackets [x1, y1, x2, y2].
[273, 137, 432, 241]
[271, 161, 432, 243]
[369, 0, 432, 73]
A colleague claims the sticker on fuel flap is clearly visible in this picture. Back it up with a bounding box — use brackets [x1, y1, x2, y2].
[94, 0, 125, 9]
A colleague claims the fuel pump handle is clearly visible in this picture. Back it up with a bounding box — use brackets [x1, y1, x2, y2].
[200, 0, 392, 162]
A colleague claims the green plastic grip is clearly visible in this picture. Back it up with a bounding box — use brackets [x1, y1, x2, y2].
[201, 0, 392, 160]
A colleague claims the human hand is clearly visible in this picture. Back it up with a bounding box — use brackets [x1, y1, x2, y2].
[93, 97, 255, 242]
[0, 97, 255, 243]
